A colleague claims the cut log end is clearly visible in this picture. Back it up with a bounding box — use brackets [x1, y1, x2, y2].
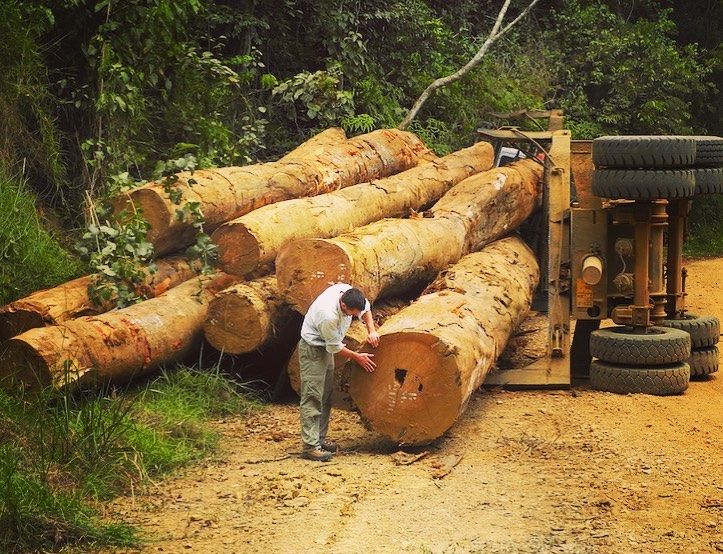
[125, 188, 196, 256]
[0, 327, 90, 393]
[0, 309, 46, 342]
[349, 332, 463, 445]
[204, 294, 268, 354]
[214, 223, 262, 277]
[1, 340, 50, 392]
[276, 239, 354, 314]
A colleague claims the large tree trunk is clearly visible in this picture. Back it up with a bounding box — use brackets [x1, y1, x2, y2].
[349, 236, 539, 445]
[213, 142, 494, 276]
[113, 129, 435, 256]
[0, 273, 239, 392]
[276, 159, 542, 313]
[277, 128, 347, 161]
[286, 300, 408, 410]
[0, 257, 201, 341]
[203, 275, 292, 355]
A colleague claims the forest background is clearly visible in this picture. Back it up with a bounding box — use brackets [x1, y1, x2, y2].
[0, 1, 722, 551]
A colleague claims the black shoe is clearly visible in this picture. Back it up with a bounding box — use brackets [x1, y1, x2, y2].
[301, 447, 333, 462]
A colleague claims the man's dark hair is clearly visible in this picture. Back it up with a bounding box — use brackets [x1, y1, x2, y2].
[341, 287, 366, 311]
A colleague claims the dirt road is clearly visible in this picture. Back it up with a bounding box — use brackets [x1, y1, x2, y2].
[111, 258, 723, 554]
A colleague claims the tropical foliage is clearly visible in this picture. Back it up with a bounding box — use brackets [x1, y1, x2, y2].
[0, 1, 721, 550]
[3, 0, 717, 215]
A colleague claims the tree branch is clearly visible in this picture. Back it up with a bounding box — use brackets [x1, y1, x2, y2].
[397, 0, 541, 131]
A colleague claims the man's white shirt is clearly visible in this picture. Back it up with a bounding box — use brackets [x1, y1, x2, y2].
[300, 283, 371, 353]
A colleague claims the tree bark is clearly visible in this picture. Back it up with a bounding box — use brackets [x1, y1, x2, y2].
[213, 142, 494, 276]
[286, 300, 408, 410]
[0, 256, 201, 341]
[113, 129, 435, 256]
[203, 275, 292, 355]
[348, 236, 539, 445]
[0, 273, 240, 392]
[276, 159, 542, 313]
[277, 128, 347, 161]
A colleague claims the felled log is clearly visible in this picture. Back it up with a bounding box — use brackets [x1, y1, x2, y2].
[0, 257, 201, 341]
[349, 236, 540, 445]
[277, 128, 347, 161]
[213, 142, 494, 276]
[276, 159, 542, 313]
[0, 273, 239, 392]
[113, 129, 435, 256]
[286, 300, 408, 410]
[203, 275, 291, 355]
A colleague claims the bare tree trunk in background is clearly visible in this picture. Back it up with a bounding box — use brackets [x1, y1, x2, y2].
[397, 0, 542, 131]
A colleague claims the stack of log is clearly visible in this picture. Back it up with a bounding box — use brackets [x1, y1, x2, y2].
[0, 128, 432, 391]
[0, 127, 544, 445]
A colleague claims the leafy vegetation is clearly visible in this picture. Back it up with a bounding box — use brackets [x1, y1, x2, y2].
[0, 365, 261, 553]
[0, 1, 722, 550]
[545, 1, 710, 138]
[685, 196, 723, 258]
[0, 171, 85, 305]
[0, 0, 718, 227]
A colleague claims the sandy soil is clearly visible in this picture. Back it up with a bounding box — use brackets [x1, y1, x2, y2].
[108, 258, 723, 554]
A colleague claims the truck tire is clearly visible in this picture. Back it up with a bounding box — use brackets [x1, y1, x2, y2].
[688, 346, 719, 378]
[591, 169, 696, 199]
[590, 326, 691, 365]
[692, 136, 723, 166]
[663, 313, 720, 348]
[592, 136, 696, 168]
[693, 168, 723, 195]
[590, 360, 689, 395]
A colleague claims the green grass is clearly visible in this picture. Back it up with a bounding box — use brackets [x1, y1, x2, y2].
[0, 365, 262, 553]
[0, 169, 86, 305]
[130, 366, 262, 474]
[684, 195, 723, 258]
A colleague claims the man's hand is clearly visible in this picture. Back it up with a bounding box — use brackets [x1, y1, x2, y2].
[355, 352, 376, 372]
[366, 330, 380, 348]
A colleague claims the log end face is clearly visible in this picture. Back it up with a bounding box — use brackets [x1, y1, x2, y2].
[203, 294, 266, 354]
[0, 337, 55, 394]
[124, 188, 191, 257]
[349, 332, 463, 445]
[213, 223, 262, 277]
[276, 239, 353, 314]
[466, 141, 495, 172]
[0, 308, 47, 341]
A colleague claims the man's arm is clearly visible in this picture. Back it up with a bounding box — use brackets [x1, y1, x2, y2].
[361, 310, 380, 347]
[318, 318, 376, 372]
[337, 346, 376, 372]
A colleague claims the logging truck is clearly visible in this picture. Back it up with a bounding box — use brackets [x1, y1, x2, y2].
[478, 111, 721, 396]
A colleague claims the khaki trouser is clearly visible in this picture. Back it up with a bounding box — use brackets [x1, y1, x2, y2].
[298, 339, 334, 450]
